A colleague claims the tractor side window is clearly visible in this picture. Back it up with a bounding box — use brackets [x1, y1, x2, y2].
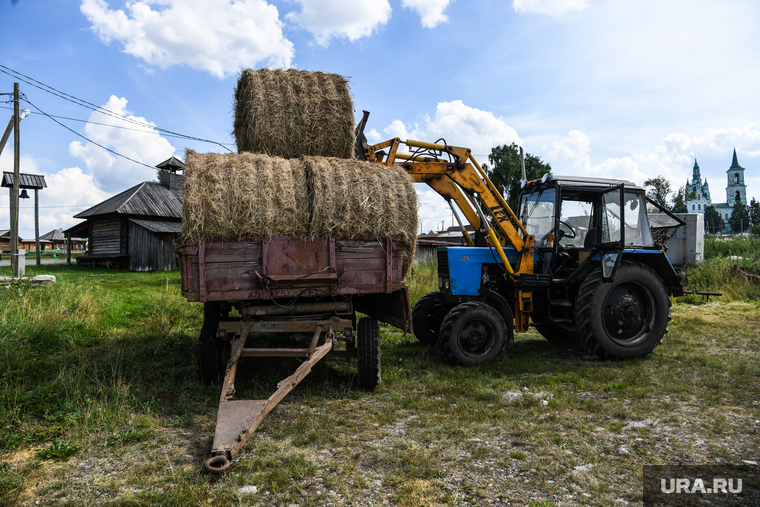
[623, 193, 654, 246]
[519, 188, 556, 247]
[602, 191, 622, 243]
[559, 198, 594, 248]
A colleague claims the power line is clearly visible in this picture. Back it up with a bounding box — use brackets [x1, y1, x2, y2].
[0, 64, 233, 152]
[0, 104, 236, 145]
[24, 96, 158, 171]
[18, 205, 96, 209]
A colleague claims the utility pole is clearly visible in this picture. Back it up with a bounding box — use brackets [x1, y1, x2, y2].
[11, 83, 20, 277]
[35, 189, 40, 265]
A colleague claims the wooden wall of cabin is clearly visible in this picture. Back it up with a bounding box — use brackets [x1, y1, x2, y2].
[127, 222, 178, 271]
[89, 219, 123, 255]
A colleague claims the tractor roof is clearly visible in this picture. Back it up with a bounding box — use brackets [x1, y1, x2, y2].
[550, 175, 644, 192]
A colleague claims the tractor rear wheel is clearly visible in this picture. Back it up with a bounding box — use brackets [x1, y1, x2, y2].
[357, 317, 381, 390]
[574, 261, 671, 360]
[439, 301, 508, 366]
[412, 292, 447, 346]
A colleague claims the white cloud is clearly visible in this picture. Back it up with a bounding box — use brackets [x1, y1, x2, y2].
[80, 0, 294, 78]
[512, 0, 589, 16]
[382, 101, 521, 232]
[366, 128, 383, 144]
[550, 129, 590, 169]
[633, 123, 760, 196]
[548, 130, 651, 184]
[401, 0, 452, 28]
[385, 100, 520, 165]
[69, 95, 176, 193]
[546, 123, 760, 203]
[34, 168, 111, 234]
[285, 0, 391, 46]
[416, 184, 455, 233]
[0, 149, 110, 238]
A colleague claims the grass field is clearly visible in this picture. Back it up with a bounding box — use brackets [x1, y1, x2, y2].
[0, 252, 758, 506]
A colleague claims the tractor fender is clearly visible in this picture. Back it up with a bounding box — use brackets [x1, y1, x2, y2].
[574, 250, 683, 297]
[477, 288, 515, 343]
[620, 250, 683, 297]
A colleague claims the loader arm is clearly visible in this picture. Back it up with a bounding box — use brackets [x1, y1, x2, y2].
[365, 137, 532, 276]
[364, 137, 538, 332]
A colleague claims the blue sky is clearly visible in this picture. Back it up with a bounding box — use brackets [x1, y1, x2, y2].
[1, 0, 759, 238]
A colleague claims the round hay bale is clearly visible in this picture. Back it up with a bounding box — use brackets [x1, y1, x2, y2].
[182, 150, 310, 238]
[234, 69, 355, 159]
[305, 156, 418, 277]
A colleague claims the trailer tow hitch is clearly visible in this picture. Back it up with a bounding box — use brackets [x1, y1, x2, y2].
[202, 322, 337, 474]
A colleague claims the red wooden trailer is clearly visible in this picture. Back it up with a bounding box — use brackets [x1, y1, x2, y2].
[176, 235, 412, 472]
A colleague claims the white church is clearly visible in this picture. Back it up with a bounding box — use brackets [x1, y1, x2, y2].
[685, 149, 748, 232]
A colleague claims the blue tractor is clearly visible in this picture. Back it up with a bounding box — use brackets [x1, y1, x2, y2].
[355, 120, 685, 365]
[412, 174, 684, 364]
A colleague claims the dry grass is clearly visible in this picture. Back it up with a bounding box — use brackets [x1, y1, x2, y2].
[233, 69, 355, 159]
[182, 151, 418, 277]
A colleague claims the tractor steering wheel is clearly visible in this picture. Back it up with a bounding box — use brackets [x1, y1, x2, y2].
[558, 221, 576, 240]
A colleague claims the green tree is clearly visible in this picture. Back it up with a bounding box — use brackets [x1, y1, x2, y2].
[671, 186, 688, 213]
[749, 198, 760, 237]
[482, 143, 552, 213]
[729, 201, 750, 234]
[643, 176, 672, 211]
[704, 205, 723, 235]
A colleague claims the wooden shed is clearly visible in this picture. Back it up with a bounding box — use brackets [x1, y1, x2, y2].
[65, 157, 185, 271]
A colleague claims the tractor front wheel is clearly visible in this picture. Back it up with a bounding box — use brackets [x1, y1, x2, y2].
[438, 301, 508, 366]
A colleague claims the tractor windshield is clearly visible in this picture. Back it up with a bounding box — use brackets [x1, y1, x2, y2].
[519, 188, 556, 247]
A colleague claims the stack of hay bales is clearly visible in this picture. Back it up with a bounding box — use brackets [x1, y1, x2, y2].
[182, 151, 418, 275]
[183, 68, 418, 278]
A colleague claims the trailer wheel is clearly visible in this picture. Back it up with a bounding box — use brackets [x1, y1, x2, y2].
[575, 261, 671, 360]
[196, 302, 226, 385]
[357, 317, 381, 390]
[412, 292, 447, 346]
[439, 301, 508, 366]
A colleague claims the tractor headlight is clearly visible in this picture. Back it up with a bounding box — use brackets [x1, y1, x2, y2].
[438, 277, 449, 291]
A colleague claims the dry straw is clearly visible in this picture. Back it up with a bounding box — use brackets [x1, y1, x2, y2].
[182, 151, 418, 277]
[182, 150, 310, 239]
[234, 69, 355, 159]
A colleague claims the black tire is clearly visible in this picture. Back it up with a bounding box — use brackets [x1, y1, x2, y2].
[196, 302, 226, 385]
[534, 321, 581, 348]
[439, 301, 508, 366]
[357, 317, 381, 390]
[412, 292, 447, 346]
[574, 261, 671, 361]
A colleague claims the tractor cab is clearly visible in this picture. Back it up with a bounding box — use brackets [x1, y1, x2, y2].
[517, 175, 660, 281]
